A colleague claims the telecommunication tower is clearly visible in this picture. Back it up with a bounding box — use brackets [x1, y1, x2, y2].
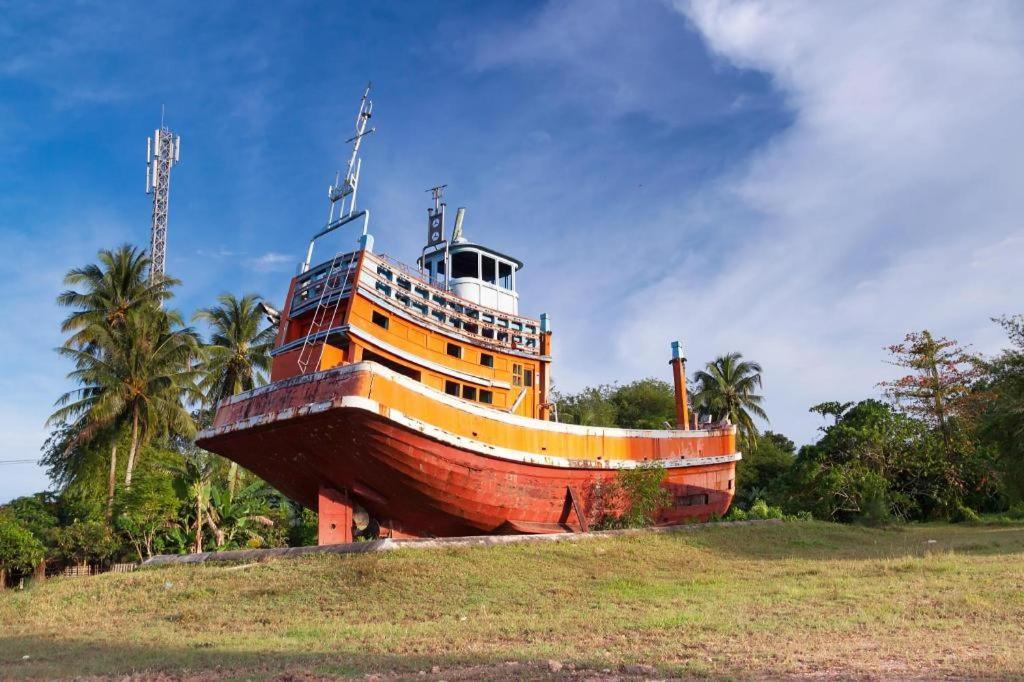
[145, 124, 181, 280]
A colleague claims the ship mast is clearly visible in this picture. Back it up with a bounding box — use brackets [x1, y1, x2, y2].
[303, 83, 375, 272]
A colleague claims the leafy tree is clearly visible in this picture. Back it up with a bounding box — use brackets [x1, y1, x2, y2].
[50, 307, 200, 489]
[809, 401, 854, 426]
[974, 315, 1024, 503]
[734, 431, 795, 509]
[52, 519, 119, 567]
[879, 330, 982, 453]
[692, 352, 767, 441]
[1, 494, 59, 547]
[554, 385, 617, 427]
[193, 293, 276, 495]
[787, 400, 992, 523]
[53, 245, 178, 510]
[113, 467, 180, 561]
[0, 514, 45, 583]
[611, 378, 676, 429]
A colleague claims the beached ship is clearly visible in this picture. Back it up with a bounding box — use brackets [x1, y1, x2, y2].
[196, 87, 740, 543]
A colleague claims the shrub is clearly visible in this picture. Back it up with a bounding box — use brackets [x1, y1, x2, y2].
[595, 465, 671, 529]
[0, 514, 45, 577]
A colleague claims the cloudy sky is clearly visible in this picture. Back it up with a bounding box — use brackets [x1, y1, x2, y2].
[2, 0, 1022, 502]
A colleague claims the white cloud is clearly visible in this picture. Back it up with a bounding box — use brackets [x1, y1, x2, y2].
[611, 0, 1024, 442]
[246, 251, 296, 272]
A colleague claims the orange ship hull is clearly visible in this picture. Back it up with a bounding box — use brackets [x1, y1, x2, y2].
[197, 362, 741, 539]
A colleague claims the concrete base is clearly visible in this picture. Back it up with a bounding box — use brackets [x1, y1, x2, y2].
[318, 486, 353, 545]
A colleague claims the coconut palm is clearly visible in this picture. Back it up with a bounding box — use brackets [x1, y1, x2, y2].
[57, 245, 177, 349]
[692, 352, 768, 441]
[53, 245, 179, 510]
[193, 293, 276, 496]
[50, 307, 201, 489]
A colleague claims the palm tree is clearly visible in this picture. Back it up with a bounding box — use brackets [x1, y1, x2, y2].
[692, 352, 768, 442]
[50, 307, 201, 489]
[193, 293, 276, 496]
[52, 246, 179, 511]
[57, 245, 177, 349]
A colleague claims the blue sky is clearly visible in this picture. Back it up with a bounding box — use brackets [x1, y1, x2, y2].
[3, 0, 1023, 502]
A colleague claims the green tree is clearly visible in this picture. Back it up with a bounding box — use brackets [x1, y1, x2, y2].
[974, 315, 1024, 503]
[193, 293, 276, 495]
[734, 431, 795, 509]
[52, 519, 119, 568]
[113, 467, 180, 561]
[879, 330, 982, 455]
[611, 378, 676, 429]
[53, 245, 178, 510]
[787, 399, 990, 523]
[50, 307, 200, 489]
[554, 385, 617, 427]
[0, 514, 45, 585]
[692, 352, 767, 441]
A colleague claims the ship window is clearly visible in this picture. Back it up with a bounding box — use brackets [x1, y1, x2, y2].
[513, 364, 522, 387]
[480, 353, 494, 368]
[480, 390, 493, 404]
[462, 385, 477, 401]
[482, 328, 494, 339]
[451, 251, 478, 279]
[728, 479, 734, 490]
[499, 262, 513, 289]
[372, 311, 389, 330]
[445, 381, 460, 396]
[482, 255, 497, 284]
[524, 369, 534, 387]
[446, 343, 462, 359]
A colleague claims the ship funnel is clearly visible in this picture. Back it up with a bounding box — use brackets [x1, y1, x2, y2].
[451, 207, 466, 242]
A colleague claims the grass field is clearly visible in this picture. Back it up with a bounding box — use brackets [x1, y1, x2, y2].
[2, 520, 1023, 680]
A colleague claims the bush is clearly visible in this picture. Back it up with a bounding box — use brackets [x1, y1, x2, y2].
[595, 465, 671, 529]
[0, 514, 45, 577]
[724, 499, 808, 522]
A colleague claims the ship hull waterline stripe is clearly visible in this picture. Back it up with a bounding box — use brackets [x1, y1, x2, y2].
[199, 394, 742, 471]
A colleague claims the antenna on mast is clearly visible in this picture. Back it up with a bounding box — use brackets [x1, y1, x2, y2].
[302, 83, 377, 272]
[145, 113, 181, 282]
[327, 83, 375, 226]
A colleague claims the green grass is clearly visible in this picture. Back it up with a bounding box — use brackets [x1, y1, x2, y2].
[3, 521, 1024, 679]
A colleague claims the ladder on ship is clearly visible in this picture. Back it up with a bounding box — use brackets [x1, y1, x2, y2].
[296, 253, 356, 374]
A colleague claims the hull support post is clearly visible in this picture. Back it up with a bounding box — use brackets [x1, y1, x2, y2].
[318, 485, 354, 545]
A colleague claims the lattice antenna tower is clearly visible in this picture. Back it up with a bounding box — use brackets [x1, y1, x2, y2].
[146, 119, 181, 281]
[327, 83, 375, 226]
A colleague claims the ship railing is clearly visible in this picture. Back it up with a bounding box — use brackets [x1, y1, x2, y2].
[289, 251, 361, 317]
[362, 252, 542, 355]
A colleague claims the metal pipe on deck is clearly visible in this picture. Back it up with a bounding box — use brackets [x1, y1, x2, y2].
[670, 340, 690, 430]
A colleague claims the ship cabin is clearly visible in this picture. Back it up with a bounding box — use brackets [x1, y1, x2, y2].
[269, 236, 552, 421]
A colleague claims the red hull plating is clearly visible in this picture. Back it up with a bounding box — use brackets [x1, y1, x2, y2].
[197, 371, 737, 538]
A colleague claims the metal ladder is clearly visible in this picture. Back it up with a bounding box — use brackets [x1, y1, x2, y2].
[296, 253, 356, 374]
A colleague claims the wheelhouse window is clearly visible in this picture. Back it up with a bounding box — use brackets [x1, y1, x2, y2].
[462, 385, 477, 401]
[446, 343, 462, 359]
[482, 255, 497, 285]
[445, 381, 460, 396]
[499, 261, 513, 289]
[479, 390, 493, 404]
[524, 369, 534, 388]
[480, 353, 494, 368]
[372, 311, 389, 330]
[513, 363, 523, 387]
[451, 251, 478, 279]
